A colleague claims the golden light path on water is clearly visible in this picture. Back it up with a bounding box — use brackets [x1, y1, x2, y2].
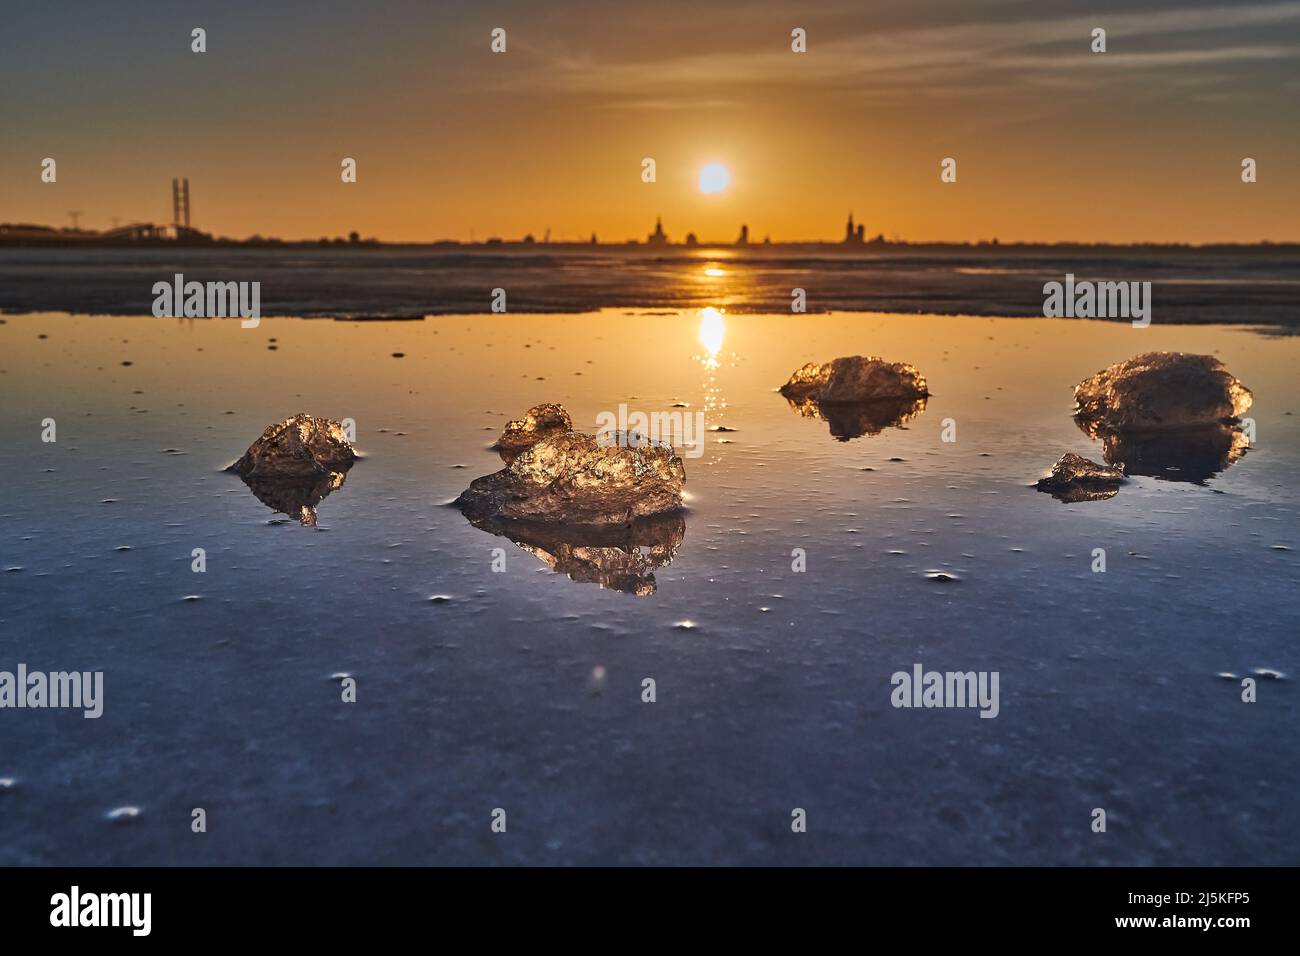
[698, 306, 725, 361]
[695, 306, 729, 448]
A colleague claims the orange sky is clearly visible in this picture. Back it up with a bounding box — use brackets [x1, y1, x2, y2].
[3, 0, 1298, 243]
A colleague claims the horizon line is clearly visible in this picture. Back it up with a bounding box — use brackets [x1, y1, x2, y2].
[3, 222, 1298, 250]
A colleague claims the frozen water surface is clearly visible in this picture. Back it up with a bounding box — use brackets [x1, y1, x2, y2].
[0, 310, 1296, 864]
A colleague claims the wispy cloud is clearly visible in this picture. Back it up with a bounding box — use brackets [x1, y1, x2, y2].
[498, 2, 1300, 105]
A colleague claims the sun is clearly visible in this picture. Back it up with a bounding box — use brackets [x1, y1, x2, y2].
[698, 163, 730, 194]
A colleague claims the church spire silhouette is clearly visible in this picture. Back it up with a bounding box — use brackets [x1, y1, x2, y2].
[844, 211, 864, 244]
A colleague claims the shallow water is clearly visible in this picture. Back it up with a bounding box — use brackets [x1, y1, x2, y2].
[1, 310, 1297, 864]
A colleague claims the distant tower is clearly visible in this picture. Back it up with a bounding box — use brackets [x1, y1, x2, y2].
[844, 212, 863, 244]
[172, 178, 191, 231]
[736, 224, 749, 245]
[647, 216, 668, 246]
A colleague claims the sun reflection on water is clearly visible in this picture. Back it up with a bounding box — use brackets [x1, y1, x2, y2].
[695, 307, 730, 446]
[698, 306, 725, 362]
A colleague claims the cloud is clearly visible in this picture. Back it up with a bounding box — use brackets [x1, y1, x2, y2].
[499, 2, 1300, 105]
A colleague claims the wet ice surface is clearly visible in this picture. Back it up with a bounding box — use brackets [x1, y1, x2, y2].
[0, 311, 1297, 865]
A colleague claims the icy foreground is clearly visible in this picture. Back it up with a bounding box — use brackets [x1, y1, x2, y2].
[230, 413, 356, 478]
[779, 355, 929, 404]
[457, 405, 685, 524]
[1035, 452, 1127, 503]
[1073, 352, 1252, 433]
[228, 414, 357, 525]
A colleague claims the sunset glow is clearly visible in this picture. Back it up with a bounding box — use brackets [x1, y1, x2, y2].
[1, 3, 1295, 243]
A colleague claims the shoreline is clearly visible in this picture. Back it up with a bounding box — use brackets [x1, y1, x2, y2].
[4, 246, 1296, 326]
[0, 307, 1291, 332]
[5, 238, 1300, 252]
